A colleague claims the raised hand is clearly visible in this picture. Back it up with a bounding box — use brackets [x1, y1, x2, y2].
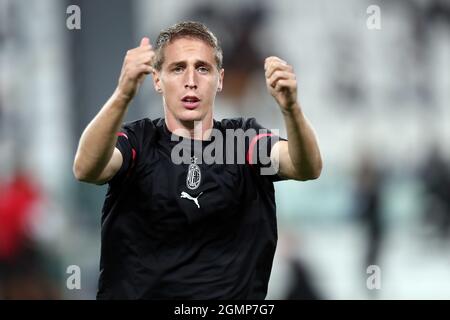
[264, 56, 298, 112]
[116, 37, 155, 102]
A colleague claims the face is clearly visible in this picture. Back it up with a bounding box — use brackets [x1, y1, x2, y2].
[153, 37, 224, 124]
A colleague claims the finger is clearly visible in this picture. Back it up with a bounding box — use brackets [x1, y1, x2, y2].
[265, 56, 286, 66]
[137, 44, 153, 53]
[135, 51, 155, 65]
[124, 44, 152, 62]
[140, 37, 150, 47]
[274, 79, 296, 92]
[140, 65, 153, 75]
[265, 63, 293, 79]
[267, 70, 296, 88]
[137, 64, 153, 74]
[264, 56, 287, 70]
[131, 65, 153, 79]
[129, 43, 153, 57]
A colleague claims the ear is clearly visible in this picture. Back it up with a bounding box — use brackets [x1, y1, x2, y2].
[217, 68, 224, 92]
[152, 69, 162, 93]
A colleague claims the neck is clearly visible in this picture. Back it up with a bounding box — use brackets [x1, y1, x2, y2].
[164, 112, 213, 141]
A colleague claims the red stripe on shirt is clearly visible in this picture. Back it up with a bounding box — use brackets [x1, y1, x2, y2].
[246, 133, 274, 165]
[117, 132, 136, 176]
[117, 132, 128, 139]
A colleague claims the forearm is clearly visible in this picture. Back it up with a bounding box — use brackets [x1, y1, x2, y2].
[282, 102, 322, 179]
[73, 89, 130, 180]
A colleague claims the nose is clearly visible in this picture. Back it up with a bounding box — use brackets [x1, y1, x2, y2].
[184, 68, 197, 90]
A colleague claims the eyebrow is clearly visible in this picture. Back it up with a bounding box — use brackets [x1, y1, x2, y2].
[167, 60, 214, 69]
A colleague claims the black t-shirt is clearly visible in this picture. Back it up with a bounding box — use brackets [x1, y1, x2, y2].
[97, 117, 286, 299]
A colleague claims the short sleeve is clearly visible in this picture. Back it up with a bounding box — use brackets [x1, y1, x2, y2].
[108, 122, 139, 185]
[243, 118, 287, 181]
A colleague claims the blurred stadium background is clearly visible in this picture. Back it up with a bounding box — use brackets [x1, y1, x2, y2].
[0, 0, 449, 299]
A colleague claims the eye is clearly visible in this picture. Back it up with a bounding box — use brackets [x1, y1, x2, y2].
[197, 66, 209, 74]
[173, 66, 184, 74]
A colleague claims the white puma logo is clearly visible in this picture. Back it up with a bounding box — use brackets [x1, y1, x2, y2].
[180, 191, 203, 209]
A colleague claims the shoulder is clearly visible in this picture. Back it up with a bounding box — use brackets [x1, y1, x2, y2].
[117, 118, 162, 151]
[216, 117, 262, 130]
[121, 118, 162, 137]
[122, 118, 159, 131]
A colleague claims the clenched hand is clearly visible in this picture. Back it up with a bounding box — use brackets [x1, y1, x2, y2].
[264, 56, 298, 113]
[117, 37, 155, 102]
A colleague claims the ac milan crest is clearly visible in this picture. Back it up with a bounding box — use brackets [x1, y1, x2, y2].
[186, 156, 201, 190]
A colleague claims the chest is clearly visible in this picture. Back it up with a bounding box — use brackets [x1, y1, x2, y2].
[131, 150, 250, 224]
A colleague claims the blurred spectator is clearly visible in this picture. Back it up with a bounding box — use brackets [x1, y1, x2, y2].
[0, 171, 40, 260]
[418, 145, 450, 243]
[284, 257, 321, 300]
[0, 169, 60, 299]
[279, 230, 322, 300]
[353, 152, 385, 297]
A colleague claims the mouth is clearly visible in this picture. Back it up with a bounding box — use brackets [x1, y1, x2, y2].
[181, 95, 201, 110]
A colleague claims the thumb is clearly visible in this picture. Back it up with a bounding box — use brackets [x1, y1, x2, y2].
[140, 37, 150, 47]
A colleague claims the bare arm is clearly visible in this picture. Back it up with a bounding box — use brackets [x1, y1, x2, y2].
[73, 37, 155, 184]
[271, 105, 322, 181]
[73, 91, 128, 184]
[265, 56, 322, 181]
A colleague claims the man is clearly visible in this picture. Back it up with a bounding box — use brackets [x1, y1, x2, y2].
[73, 21, 322, 299]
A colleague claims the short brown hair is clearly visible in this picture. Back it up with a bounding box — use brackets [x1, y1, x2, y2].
[153, 21, 223, 71]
